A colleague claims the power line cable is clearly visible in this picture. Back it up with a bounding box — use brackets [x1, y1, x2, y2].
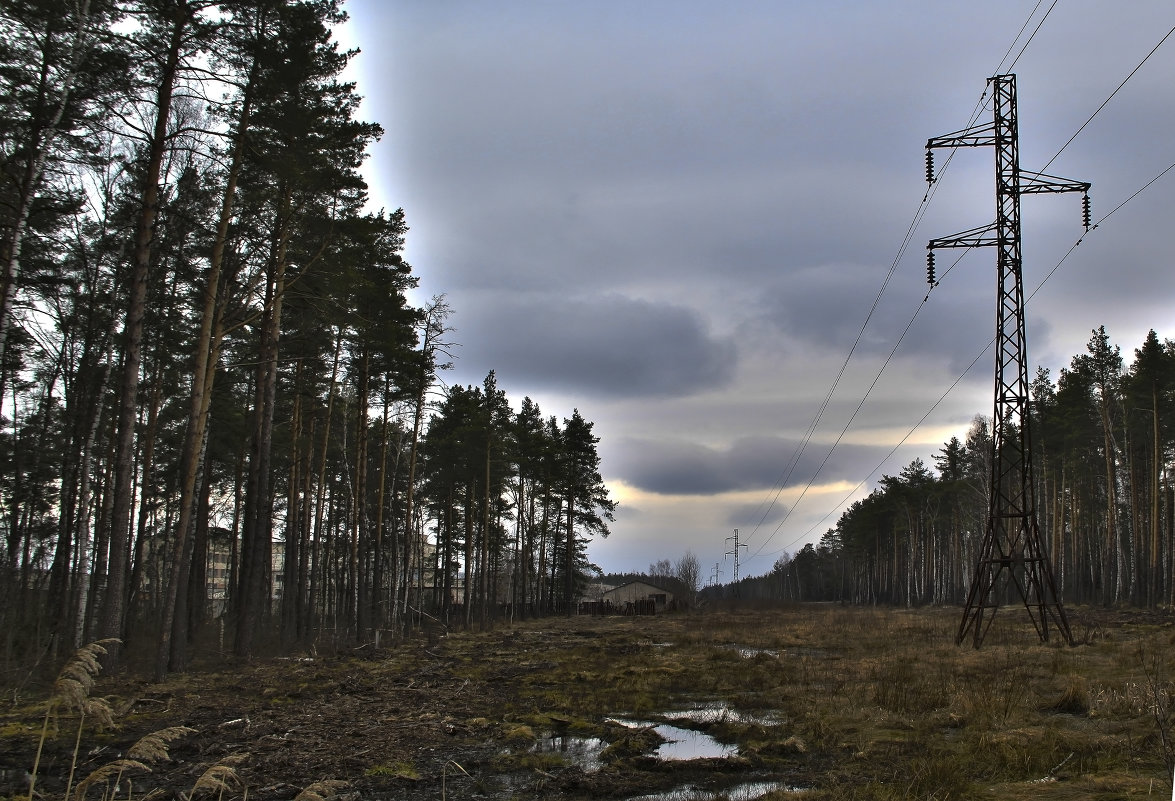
[1030, 158, 1175, 291]
[739, 4, 1047, 552]
[763, 156, 1175, 558]
[741, 78, 997, 539]
[749, 287, 935, 559]
[993, 0, 1047, 74]
[1005, 0, 1058, 73]
[1040, 22, 1175, 173]
[748, 243, 976, 559]
[770, 341, 994, 557]
[741, 10, 1174, 570]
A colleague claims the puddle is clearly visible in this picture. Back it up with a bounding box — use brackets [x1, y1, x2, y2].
[530, 711, 751, 771]
[623, 780, 803, 800]
[609, 718, 736, 760]
[722, 644, 779, 659]
[739, 647, 778, 658]
[661, 700, 782, 727]
[530, 733, 606, 772]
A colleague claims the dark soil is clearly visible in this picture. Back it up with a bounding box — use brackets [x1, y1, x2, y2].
[1, 614, 805, 801]
[5, 606, 1173, 801]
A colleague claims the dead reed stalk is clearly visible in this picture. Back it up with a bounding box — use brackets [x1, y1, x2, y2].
[29, 639, 119, 801]
[190, 755, 247, 800]
[72, 726, 195, 801]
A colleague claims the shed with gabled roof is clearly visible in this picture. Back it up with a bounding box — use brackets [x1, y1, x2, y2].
[602, 580, 673, 610]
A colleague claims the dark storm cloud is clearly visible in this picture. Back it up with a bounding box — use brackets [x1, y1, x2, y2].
[361, 3, 961, 299]
[455, 293, 737, 399]
[614, 435, 885, 497]
[725, 501, 788, 529]
[343, 0, 1175, 574]
[749, 254, 999, 375]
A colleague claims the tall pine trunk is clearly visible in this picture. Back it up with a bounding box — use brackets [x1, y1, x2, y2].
[281, 362, 306, 645]
[100, 11, 187, 666]
[158, 55, 256, 677]
[1150, 387, 1161, 607]
[235, 186, 293, 658]
[353, 351, 371, 639]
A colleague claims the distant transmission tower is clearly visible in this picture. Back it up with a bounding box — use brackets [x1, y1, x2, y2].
[926, 74, 1087, 647]
[725, 529, 747, 595]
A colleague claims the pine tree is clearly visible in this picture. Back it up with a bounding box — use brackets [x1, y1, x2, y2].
[0, 0, 128, 368]
[1124, 330, 1175, 606]
[558, 410, 614, 613]
[156, 0, 277, 677]
[1072, 326, 1126, 603]
[232, 0, 382, 658]
[100, 0, 217, 668]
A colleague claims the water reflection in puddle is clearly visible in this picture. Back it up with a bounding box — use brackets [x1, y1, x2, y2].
[623, 780, 801, 800]
[608, 718, 736, 760]
[529, 703, 775, 774]
[529, 717, 736, 770]
[722, 644, 779, 659]
[661, 700, 781, 727]
[530, 733, 606, 772]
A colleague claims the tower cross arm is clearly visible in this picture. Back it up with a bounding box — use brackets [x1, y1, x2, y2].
[1018, 169, 1091, 195]
[927, 120, 997, 150]
[929, 221, 1000, 250]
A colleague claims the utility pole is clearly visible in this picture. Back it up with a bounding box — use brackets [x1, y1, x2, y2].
[710, 562, 722, 588]
[725, 529, 747, 595]
[927, 73, 1086, 647]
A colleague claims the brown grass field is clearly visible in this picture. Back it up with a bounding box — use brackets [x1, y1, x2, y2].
[2, 603, 1174, 800]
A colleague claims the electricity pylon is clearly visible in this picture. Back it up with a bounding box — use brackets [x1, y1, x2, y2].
[926, 74, 1087, 647]
[725, 529, 747, 595]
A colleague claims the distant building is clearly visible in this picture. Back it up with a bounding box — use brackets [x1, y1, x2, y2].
[602, 580, 673, 611]
[204, 532, 283, 616]
[206, 530, 233, 616]
[579, 582, 614, 602]
[203, 531, 461, 616]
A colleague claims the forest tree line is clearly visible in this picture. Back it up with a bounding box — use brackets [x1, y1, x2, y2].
[0, 0, 615, 679]
[725, 326, 1175, 610]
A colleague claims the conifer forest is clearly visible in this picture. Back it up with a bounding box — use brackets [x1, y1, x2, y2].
[745, 324, 1175, 613]
[0, 0, 616, 678]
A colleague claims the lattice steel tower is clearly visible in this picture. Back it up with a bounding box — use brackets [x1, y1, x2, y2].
[926, 74, 1088, 647]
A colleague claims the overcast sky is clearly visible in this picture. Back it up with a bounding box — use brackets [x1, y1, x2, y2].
[339, 2, 1175, 580]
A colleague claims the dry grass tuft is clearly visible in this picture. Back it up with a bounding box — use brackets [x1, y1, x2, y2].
[126, 725, 196, 763]
[779, 735, 807, 754]
[30, 639, 122, 801]
[85, 695, 116, 730]
[69, 728, 195, 798]
[294, 779, 351, 801]
[190, 755, 247, 798]
[1046, 675, 1091, 716]
[71, 726, 195, 800]
[73, 758, 151, 800]
[502, 723, 535, 744]
[52, 639, 120, 714]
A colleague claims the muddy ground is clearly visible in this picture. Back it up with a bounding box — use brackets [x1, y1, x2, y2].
[3, 613, 812, 801]
[3, 605, 1174, 800]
